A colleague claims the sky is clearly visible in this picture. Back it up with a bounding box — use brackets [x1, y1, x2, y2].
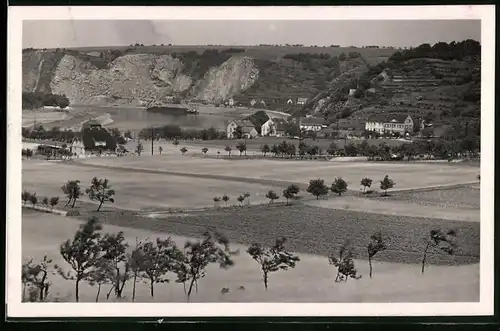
[22, 20, 481, 49]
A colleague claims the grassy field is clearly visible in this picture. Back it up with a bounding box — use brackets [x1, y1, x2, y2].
[22, 210, 479, 303]
[22, 110, 68, 127]
[22, 160, 284, 211]
[76, 151, 480, 192]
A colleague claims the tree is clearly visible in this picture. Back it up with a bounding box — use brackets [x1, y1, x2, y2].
[173, 139, 180, 146]
[61, 180, 84, 208]
[261, 144, 270, 157]
[99, 231, 130, 299]
[22, 256, 54, 302]
[360, 177, 373, 193]
[29, 192, 38, 206]
[344, 143, 358, 157]
[42, 196, 49, 208]
[421, 229, 457, 274]
[380, 175, 395, 196]
[328, 243, 361, 282]
[180, 147, 188, 156]
[175, 231, 236, 300]
[135, 141, 144, 156]
[224, 145, 232, 158]
[22, 190, 31, 206]
[282, 184, 300, 205]
[158, 146, 163, 155]
[124, 130, 133, 139]
[367, 232, 387, 278]
[247, 237, 300, 290]
[213, 196, 221, 207]
[86, 259, 115, 302]
[222, 194, 230, 207]
[138, 237, 183, 298]
[237, 195, 245, 206]
[331, 177, 348, 196]
[201, 147, 208, 156]
[307, 179, 329, 200]
[58, 97, 70, 110]
[265, 190, 279, 204]
[85, 177, 116, 212]
[327, 142, 337, 156]
[58, 216, 103, 302]
[236, 141, 247, 156]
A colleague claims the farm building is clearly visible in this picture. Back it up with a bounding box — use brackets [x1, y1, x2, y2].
[70, 138, 86, 157]
[297, 97, 308, 105]
[261, 118, 276, 137]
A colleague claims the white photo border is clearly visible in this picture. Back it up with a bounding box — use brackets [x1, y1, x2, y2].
[7, 5, 495, 318]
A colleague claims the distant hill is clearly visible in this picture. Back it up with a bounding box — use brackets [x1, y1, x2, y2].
[22, 45, 393, 109]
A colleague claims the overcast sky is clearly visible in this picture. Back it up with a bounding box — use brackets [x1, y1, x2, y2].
[22, 20, 481, 49]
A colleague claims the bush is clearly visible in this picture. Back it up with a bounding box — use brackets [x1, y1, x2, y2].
[66, 210, 81, 217]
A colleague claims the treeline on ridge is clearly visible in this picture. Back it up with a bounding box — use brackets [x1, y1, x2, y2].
[389, 40, 481, 62]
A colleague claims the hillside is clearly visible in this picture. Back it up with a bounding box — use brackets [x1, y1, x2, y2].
[305, 40, 481, 131]
[22, 45, 392, 108]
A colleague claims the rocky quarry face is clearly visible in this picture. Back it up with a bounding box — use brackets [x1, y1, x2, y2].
[23, 50, 260, 106]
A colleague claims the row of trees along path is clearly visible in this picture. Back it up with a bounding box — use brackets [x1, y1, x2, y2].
[23, 217, 457, 302]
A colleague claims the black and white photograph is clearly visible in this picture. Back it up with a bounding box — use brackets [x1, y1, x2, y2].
[6, 5, 495, 317]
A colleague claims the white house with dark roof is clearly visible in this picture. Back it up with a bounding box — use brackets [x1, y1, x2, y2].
[227, 120, 258, 139]
[365, 114, 414, 134]
[261, 118, 276, 136]
[299, 117, 326, 132]
[297, 97, 308, 105]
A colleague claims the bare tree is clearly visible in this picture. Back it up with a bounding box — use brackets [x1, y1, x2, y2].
[22, 256, 55, 302]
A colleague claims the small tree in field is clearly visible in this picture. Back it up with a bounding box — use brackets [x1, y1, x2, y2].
[237, 195, 245, 206]
[331, 177, 348, 196]
[138, 237, 183, 298]
[49, 196, 59, 210]
[380, 175, 395, 196]
[307, 179, 329, 200]
[201, 147, 208, 156]
[328, 243, 361, 282]
[42, 197, 49, 208]
[261, 144, 270, 157]
[180, 147, 188, 155]
[421, 229, 457, 274]
[99, 231, 130, 299]
[265, 190, 279, 204]
[236, 141, 247, 156]
[222, 194, 230, 207]
[85, 177, 116, 212]
[243, 192, 251, 205]
[173, 139, 180, 146]
[61, 180, 84, 208]
[22, 190, 31, 206]
[86, 259, 115, 302]
[224, 145, 232, 158]
[136, 141, 144, 156]
[213, 196, 221, 207]
[367, 232, 387, 278]
[360, 177, 373, 193]
[22, 256, 55, 302]
[327, 142, 337, 156]
[282, 188, 295, 205]
[247, 237, 300, 290]
[158, 146, 163, 155]
[175, 231, 236, 300]
[58, 216, 103, 302]
[29, 192, 38, 206]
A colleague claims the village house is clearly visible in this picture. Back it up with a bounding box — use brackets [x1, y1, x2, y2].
[226, 120, 258, 139]
[297, 97, 308, 105]
[250, 99, 257, 107]
[260, 118, 276, 136]
[365, 114, 414, 135]
[287, 98, 293, 105]
[228, 98, 235, 107]
[70, 138, 86, 157]
[299, 117, 326, 132]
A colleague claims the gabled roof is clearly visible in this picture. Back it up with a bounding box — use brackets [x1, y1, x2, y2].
[297, 97, 308, 102]
[300, 117, 324, 126]
[367, 113, 411, 124]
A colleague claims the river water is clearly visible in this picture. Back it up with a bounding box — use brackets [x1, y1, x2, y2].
[71, 105, 252, 133]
